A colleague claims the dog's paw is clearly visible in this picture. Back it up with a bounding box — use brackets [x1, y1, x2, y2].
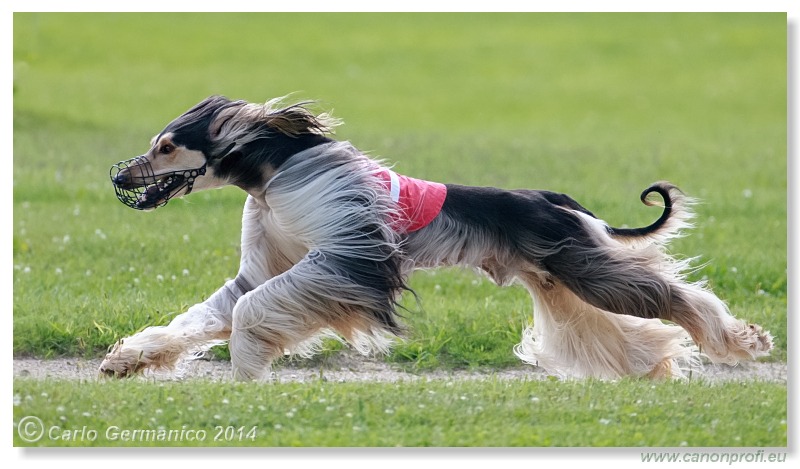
[702, 320, 774, 365]
[98, 340, 148, 378]
[746, 323, 774, 357]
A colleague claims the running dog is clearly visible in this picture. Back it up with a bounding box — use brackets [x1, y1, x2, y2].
[101, 95, 773, 380]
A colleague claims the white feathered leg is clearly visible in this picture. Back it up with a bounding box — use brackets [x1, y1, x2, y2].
[100, 195, 304, 377]
[667, 282, 773, 364]
[514, 273, 694, 379]
[99, 280, 239, 377]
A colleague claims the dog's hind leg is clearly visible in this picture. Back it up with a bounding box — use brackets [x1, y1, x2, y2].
[538, 223, 773, 370]
[514, 272, 692, 379]
[665, 282, 773, 365]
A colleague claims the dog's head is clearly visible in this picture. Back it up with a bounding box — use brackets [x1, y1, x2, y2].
[110, 95, 339, 210]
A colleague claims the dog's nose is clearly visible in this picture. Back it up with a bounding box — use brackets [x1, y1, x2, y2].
[112, 171, 130, 186]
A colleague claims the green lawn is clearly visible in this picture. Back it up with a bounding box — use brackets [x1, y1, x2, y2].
[13, 378, 787, 447]
[12, 12, 787, 448]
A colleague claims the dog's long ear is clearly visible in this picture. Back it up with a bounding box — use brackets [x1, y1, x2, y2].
[211, 97, 340, 141]
[209, 104, 245, 139]
[261, 98, 341, 137]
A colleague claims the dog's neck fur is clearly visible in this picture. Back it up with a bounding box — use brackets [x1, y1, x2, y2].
[205, 97, 337, 196]
[214, 132, 334, 197]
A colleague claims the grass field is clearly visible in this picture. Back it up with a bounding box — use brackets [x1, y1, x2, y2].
[12, 12, 787, 448]
[12, 378, 787, 447]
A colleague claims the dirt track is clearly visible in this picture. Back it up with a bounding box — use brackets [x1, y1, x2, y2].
[12, 354, 788, 384]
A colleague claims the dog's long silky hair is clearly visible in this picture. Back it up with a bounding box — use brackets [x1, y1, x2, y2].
[101, 96, 773, 381]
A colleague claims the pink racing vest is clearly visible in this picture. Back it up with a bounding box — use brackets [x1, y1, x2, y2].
[376, 169, 447, 233]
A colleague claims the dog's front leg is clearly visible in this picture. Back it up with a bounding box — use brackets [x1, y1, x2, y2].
[228, 249, 397, 381]
[98, 277, 246, 377]
[99, 196, 283, 378]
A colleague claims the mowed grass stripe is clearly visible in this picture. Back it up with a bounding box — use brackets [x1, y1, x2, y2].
[13, 378, 787, 447]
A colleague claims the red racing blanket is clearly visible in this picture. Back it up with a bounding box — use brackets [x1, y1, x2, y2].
[376, 169, 447, 233]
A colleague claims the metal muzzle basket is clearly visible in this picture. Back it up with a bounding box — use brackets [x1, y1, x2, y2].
[110, 156, 206, 210]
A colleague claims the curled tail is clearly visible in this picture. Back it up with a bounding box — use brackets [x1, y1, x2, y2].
[608, 182, 695, 246]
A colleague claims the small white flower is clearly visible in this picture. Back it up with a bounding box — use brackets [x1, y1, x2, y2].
[385, 408, 394, 414]
[222, 398, 229, 405]
[156, 274, 164, 282]
[742, 189, 753, 198]
[599, 418, 611, 425]
[55, 268, 62, 275]
[183, 234, 190, 242]
[82, 412, 91, 417]
[182, 269, 190, 276]
[23, 267, 30, 274]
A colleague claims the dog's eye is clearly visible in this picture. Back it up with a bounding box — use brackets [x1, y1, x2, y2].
[160, 144, 174, 154]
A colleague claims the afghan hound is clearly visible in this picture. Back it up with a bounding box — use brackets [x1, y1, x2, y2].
[101, 95, 773, 381]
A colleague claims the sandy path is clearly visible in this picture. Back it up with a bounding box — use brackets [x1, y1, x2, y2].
[13, 354, 788, 384]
